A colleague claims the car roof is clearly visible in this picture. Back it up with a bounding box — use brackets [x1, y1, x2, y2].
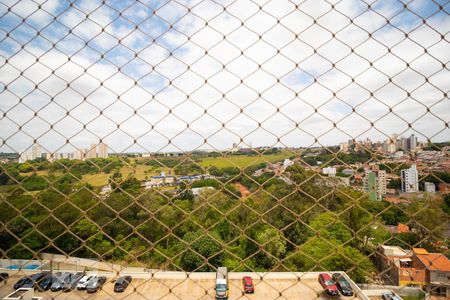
[319, 273, 332, 280]
[243, 276, 253, 282]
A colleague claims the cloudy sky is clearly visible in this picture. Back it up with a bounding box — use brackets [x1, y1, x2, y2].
[0, 0, 449, 154]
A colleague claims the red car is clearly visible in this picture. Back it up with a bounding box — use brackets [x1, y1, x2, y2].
[318, 273, 338, 296]
[242, 276, 254, 293]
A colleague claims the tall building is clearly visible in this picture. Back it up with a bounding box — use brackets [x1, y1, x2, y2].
[401, 164, 419, 193]
[407, 134, 417, 152]
[86, 144, 97, 159]
[397, 137, 408, 151]
[32, 144, 41, 160]
[98, 143, 108, 158]
[19, 144, 41, 163]
[72, 149, 84, 160]
[363, 170, 386, 201]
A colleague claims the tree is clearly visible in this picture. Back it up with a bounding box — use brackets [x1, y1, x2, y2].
[310, 212, 352, 244]
[255, 226, 286, 258]
[109, 171, 123, 191]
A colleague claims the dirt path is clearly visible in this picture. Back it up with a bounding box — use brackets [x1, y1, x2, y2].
[235, 183, 251, 198]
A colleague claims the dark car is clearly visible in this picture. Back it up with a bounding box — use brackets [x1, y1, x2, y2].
[114, 276, 132, 292]
[37, 274, 54, 291]
[50, 272, 71, 292]
[14, 276, 32, 290]
[318, 273, 338, 296]
[86, 276, 106, 293]
[332, 273, 354, 296]
[62, 272, 84, 292]
[21, 272, 49, 289]
[0, 273, 8, 282]
[242, 276, 254, 294]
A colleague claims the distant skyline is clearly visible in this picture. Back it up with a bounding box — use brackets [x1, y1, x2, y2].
[0, 0, 449, 154]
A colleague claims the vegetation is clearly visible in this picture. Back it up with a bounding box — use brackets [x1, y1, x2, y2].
[0, 153, 448, 284]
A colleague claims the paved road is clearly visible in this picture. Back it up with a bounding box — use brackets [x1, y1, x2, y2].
[0, 275, 360, 300]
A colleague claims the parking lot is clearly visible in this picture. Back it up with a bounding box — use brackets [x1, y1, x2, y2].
[0, 274, 361, 300]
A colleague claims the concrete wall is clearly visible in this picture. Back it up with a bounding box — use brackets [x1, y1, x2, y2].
[359, 283, 426, 298]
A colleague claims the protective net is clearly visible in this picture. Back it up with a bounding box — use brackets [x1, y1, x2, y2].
[0, 0, 449, 299]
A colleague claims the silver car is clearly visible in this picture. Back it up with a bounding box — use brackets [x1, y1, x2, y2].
[86, 276, 106, 293]
[77, 275, 94, 290]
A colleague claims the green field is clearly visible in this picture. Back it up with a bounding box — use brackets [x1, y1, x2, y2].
[199, 152, 292, 168]
[81, 164, 162, 186]
[14, 153, 293, 187]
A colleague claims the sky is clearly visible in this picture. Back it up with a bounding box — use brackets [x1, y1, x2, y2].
[0, 0, 449, 154]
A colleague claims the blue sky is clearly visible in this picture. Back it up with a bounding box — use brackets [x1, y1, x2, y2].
[0, 0, 449, 153]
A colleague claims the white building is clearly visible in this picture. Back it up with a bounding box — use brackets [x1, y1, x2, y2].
[19, 144, 41, 163]
[86, 144, 97, 159]
[72, 149, 85, 160]
[424, 182, 436, 193]
[98, 143, 108, 158]
[322, 167, 336, 177]
[401, 164, 419, 193]
[282, 159, 294, 170]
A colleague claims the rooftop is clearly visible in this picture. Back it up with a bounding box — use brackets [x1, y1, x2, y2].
[380, 245, 410, 257]
[0, 271, 367, 300]
[414, 248, 450, 271]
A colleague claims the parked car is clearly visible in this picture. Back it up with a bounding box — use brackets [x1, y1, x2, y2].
[332, 273, 354, 296]
[318, 273, 338, 296]
[77, 275, 94, 290]
[51, 272, 71, 291]
[0, 273, 8, 282]
[14, 276, 32, 290]
[21, 272, 49, 289]
[62, 272, 85, 292]
[114, 276, 132, 292]
[242, 276, 254, 293]
[382, 291, 403, 300]
[86, 276, 106, 293]
[37, 274, 54, 291]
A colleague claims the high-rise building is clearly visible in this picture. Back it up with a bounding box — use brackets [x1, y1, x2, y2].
[98, 143, 108, 158]
[32, 144, 41, 160]
[72, 149, 84, 160]
[86, 144, 97, 159]
[407, 134, 417, 152]
[363, 170, 386, 201]
[19, 144, 41, 163]
[401, 164, 419, 193]
[397, 137, 408, 151]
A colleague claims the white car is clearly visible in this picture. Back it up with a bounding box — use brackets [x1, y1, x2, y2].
[77, 275, 94, 290]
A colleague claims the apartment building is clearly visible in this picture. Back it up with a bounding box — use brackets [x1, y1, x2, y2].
[363, 170, 386, 201]
[401, 164, 419, 193]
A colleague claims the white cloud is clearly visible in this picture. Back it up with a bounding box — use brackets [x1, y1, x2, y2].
[0, 0, 449, 154]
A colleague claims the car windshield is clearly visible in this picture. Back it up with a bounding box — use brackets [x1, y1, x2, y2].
[216, 284, 227, 291]
[325, 280, 335, 286]
[86, 278, 98, 288]
[42, 277, 51, 284]
[53, 277, 63, 284]
[339, 280, 350, 287]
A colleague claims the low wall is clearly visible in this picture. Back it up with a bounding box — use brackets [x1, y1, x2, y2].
[359, 284, 425, 298]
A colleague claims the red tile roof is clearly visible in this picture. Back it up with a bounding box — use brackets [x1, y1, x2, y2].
[397, 223, 410, 233]
[414, 249, 450, 271]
